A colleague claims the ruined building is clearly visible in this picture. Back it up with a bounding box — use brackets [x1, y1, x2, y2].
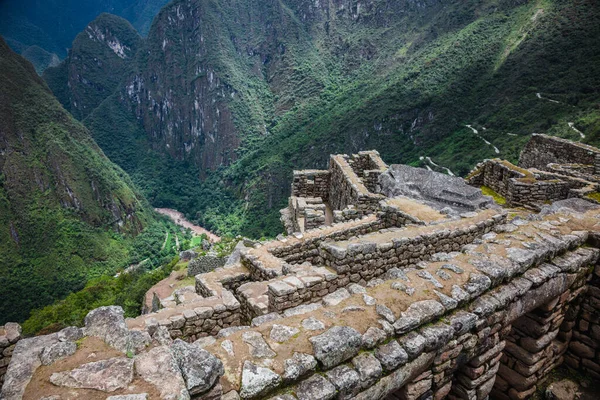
[3, 136, 600, 400]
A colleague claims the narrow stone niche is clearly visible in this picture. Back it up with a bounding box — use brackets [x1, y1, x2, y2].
[491, 293, 574, 400]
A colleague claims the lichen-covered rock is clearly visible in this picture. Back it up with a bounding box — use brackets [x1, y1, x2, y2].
[40, 341, 77, 366]
[282, 352, 317, 381]
[135, 345, 190, 400]
[170, 339, 224, 396]
[239, 361, 281, 399]
[49, 357, 134, 392]
[295, 374, 336, 400]
[106, 395, 148, 400]
[352, 353, 382, 388]
[1, 333, 59, 400]
[242, 331, 276, 358]
[302, 317, 325, 331]
[375, 340, 408, 371]
[84, 306, 132, 353]
[309, 326, 362, 369]
[362, 327, 387, 349]
[325, 365, 361, 399]
[393, 300, 444, 334]
[270, 325, 299, 343]
[57, 326, 83, 342]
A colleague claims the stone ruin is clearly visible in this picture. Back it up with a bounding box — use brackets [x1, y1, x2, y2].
[467, 134, 600, 210]
[3, 137, 600, 400]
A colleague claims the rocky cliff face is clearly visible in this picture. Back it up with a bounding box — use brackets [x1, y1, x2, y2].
[44, 14, 142, 120]
[0, 37, 153, 323]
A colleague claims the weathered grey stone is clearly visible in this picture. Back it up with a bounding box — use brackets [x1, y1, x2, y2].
[195, 336, 217, 348]
[242, 331, 276, 358]
[251, 313, 282, 327]
[295, 374, 336, 400]
[379, 164, 493, 212]
[399, 332, 427, 359]
[326, 365, 361, 399]
[375, 340, 408, 371]
[1, 333, 59, 400]
[376, 304, 396, 324]
[448, 311, 478, 336]
[393, 300, 445, 334]
[135, 345, 189, 400]
[106, 395, 148, 400]
[170, 339, 224, 396]
[83, 306, 133, 353]
[419, 323, 454, 352]
[218, 326, 249, 338]
[434, 290, 458, 310]
[352, 353, 382, 388]
[221, 340, 235, 356]
[270, 325, 299, 343]
[322, 288, 351, 306]
[309, 326, 362, 369]
[129, 330, 151, 353]
[40, 341, 77, 366]
[283, 303, 323, 317]
[348, 283, 367, 294]
[302, 317, 325, 331]
[152, 326, 173, 346]
[363, 294, 377, 305]
[463, 273, 491, 296]
[240, 361, 281, 399]
[57, 326, 83, 342]
[49, 357, 134, 392]
[282, 352, 317, 381]
[362, 327, 387, 349]
[4, 323, 21, 344]
[545, 379, 580, 400]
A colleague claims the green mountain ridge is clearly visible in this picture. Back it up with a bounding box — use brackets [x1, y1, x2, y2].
[45, 0, 600, 239]
[0, 37, 159, 324]
[0, 0, 171, 72]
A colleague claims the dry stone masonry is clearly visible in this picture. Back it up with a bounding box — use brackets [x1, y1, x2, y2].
[468, 134, 600, 209]
[4, 139, 600, 400]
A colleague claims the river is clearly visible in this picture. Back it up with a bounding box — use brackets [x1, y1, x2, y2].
[155, 208, 221, 242]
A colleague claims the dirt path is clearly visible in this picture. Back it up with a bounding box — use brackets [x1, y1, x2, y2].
[466, 124, 500, 154]
[155, 208, 221, 242]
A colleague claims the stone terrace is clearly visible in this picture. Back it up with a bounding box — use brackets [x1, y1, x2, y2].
[4, 146, 600, 400]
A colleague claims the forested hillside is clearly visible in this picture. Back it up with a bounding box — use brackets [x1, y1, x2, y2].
[0, 0, 169, 72]
[0, 38, 162, 324]
[45, 0, 600, 238]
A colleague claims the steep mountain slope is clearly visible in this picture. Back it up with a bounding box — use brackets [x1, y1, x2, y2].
[0, 38, 155, 324]
[48, 0, 600, 237]
[44, 14, 142, 120]
[0, 0, 170, 71]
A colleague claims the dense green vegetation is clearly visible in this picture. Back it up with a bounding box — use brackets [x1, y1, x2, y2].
[0, 37, 166, 324]
[22, 222, 187, 335]
[45, 0, 600, 242]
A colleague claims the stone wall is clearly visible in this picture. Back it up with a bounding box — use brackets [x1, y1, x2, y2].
[0, 324, 21, 386]
[347, 150, 388, 193]
[320, 213, 504, 279]
[268, 212, 505, 313]
[468, 159, 587, 209]
[291, 170, 330, 200]
[188, 253, 227, 277]
[328, 155, 385, 217]
[520, 134, 600, 170]
[564, 264, 600, 380]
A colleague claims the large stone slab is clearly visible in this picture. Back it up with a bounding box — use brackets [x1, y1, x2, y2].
[49, 357, 134, 392]
[170, 339, 224, 396]
[309, 326, 362, 369]
[135, 345, 190, 400]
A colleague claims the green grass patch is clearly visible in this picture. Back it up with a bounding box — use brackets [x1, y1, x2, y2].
[481, 186, 507, 206]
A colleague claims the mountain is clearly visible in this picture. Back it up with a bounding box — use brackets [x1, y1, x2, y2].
[44, 14, 142, 120]
[0, 37, 155, 324]
[0, 0, 170, 72]
[46, 0, 600, 238]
